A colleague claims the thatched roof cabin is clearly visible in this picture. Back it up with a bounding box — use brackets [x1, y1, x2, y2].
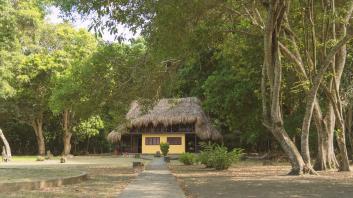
[107, 97, 221, 144]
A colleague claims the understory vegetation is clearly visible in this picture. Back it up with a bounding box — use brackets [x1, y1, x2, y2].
[179, 152, 196, 165]
[160, 143, 170, 157]
[179, 144, 243, 170]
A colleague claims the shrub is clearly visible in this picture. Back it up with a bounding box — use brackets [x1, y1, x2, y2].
[198, 151, 212, 167]
[197, 142, 215, 167]
[197, 142, 243, 170]
[160, 142, 169, 156]
[179, 152, 196, 165]
[208, 145, 243, 170]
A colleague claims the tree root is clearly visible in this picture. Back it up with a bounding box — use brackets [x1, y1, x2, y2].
[288, 165, 318, 175]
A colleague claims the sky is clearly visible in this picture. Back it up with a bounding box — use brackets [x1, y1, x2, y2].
[45, 6, 137, 42]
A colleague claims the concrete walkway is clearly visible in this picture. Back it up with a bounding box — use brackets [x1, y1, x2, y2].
[118, 157, 186, 198]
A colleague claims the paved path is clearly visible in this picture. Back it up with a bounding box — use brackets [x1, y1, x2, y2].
[118, 157, 186, 198]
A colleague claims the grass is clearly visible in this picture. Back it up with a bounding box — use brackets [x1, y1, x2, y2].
[11, 156, 60, 162]
[0, 155, 150, 197]
[0, 168, 82, 183]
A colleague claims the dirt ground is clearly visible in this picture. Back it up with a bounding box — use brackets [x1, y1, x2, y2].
[0, 156, 148, 198]
[169, 160, 353, 198]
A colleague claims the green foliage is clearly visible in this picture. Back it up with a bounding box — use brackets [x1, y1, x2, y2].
[208, 145, 243, 170]
[73, 115, 104, 140]
[179, 152, 196, 165]
[73, 39, 166, 129]
[48, 24, 98, 115]
[53, 0, 270, 151]
[0, 0, 45, 99]
[198, 143, 243, 170]
[160, 142, 169, 156]
[197, 142, 216, 167]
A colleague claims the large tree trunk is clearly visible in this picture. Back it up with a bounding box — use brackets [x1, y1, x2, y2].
[31, 114, 45, 156]
[0, 128, 11, 160]
[336, 126, 350, 171]
[262, 0, 312, 175]
[62, 109, 72, 156]
[329, 4, 352, 170]
[346, 105, 353, 155]
[314, 104, 338, 170]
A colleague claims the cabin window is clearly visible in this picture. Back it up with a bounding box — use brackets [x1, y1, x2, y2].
[167, 137, 182, 145]
[145, 137, 160, 145]
[133, 123, 195, 133]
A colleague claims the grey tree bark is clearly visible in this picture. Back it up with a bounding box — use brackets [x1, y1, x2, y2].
[262, 0, 312, 175]
[31, 113, 45, 156]
[62, 109, 73, 156]
[0, 128, 11, 160]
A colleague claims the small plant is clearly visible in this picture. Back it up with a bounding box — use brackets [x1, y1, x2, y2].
[197, 142, 243, 170]
[160, 142, 170, 156]
[198, 151, 212, 167]
[208, 145, 243, 170]
[179, 152, 196, 165]
[197, 142, 216, 167]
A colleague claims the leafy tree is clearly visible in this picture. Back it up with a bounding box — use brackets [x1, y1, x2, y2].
[73, 115, 104, 153]
[74, 40, 166, 130]
[0, 0, 47, 159]
[48, 24, 98, 156]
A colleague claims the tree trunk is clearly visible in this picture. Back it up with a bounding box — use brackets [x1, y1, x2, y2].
[262, 0, 313, 175]
[336, 120, 350, 171]
[31, 114, 45, 156]
[328, 0, 353, 171]
[86, 138, 90, 153]
[0, 128, 11, 160]
[62, 109, 72, 156]
[313, 104, 338, 170]
[346, 105, 353, 155]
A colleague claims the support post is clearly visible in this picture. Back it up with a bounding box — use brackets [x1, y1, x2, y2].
[194, 134, 197, 152]
[130, 134, 133, 153]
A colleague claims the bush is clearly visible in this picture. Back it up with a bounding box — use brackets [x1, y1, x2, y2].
[179, 152, 196, 165]
[160, 142, 169, 156]
[209, 145, 243, 170]
[197, 142, 215, 167]
[197, 142, 243, 170]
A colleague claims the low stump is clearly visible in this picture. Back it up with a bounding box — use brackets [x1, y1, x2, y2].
[133, 161, 144, 168]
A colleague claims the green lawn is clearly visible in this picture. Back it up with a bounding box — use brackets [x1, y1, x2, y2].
[0, 168, 82, 183]
[0, 155, 150, 198]
[11, 156, 60, 162]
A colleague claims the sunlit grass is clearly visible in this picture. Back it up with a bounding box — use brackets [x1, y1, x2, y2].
[11, 156, 59, 162]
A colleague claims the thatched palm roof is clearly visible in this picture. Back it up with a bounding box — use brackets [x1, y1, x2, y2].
[106, 125, 124, 143]
[107, 97, 222, 143]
